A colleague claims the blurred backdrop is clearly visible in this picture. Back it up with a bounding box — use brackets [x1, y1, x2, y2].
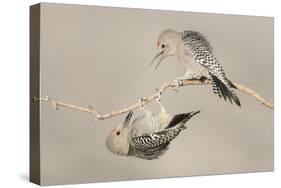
[39, 3, 274, 185]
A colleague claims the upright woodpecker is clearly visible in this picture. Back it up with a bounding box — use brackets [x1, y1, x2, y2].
[151, 29, 241, 106]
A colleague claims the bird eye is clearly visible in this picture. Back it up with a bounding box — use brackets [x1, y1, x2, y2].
[116, 131, 120, 136]
[161, 44, 165, 48]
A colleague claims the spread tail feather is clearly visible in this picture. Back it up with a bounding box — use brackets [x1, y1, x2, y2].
[211, 75, 241, 107]
[166, 111, 200, 129]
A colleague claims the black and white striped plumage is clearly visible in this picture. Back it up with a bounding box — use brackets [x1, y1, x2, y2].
[128, 111, 200, 160]
[106, 109, 200, 160]
[181, 30, 240, 106]
[152, 29, 240, 106]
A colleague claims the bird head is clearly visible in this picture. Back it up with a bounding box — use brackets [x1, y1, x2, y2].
[105, 111, 133, 156]
[150, 29, 181, 70]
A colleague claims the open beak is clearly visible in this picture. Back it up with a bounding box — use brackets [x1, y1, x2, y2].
[150, 50, 164, 70]
[123, 111, 133, 128]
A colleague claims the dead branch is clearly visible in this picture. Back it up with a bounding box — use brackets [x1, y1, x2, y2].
[32, 79, 273, 120]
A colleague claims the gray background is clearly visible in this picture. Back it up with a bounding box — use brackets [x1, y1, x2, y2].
[39, 3, 274, 185]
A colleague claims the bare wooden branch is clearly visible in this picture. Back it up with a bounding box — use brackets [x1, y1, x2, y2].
[232, 82, 273, 109]
[32, 79, 273, 120]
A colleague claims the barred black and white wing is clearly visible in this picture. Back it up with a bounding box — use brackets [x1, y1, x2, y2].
[128, 128, 182, 160]
[182, 30, 241, 106]
[128, 112, 199, 160]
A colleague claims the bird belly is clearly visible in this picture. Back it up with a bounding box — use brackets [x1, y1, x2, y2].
[130, 115, 159, 137]
[179, 55, 209, 78]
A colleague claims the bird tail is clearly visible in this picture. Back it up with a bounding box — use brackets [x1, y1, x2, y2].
[166, 111, 200, 129]
[210, 75, 241, 107]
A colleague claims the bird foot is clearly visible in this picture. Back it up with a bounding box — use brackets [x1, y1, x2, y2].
[138, 97, 147, 109]
[155, 88, 161, 102]
[199, 76, 209, 84]
[189, 74, 203, 80]
[154, 89, 167, 115]
[173, 74, 206, 91]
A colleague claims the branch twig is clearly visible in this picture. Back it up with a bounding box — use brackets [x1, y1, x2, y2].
[32, 79, 273, 120]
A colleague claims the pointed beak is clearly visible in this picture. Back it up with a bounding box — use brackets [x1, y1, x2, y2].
[123, 111, 133, 128]
[150, 50, 164, 70]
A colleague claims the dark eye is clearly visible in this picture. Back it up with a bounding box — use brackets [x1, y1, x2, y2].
[161, 44, 165, 48]
[116, 131, 120, 136]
